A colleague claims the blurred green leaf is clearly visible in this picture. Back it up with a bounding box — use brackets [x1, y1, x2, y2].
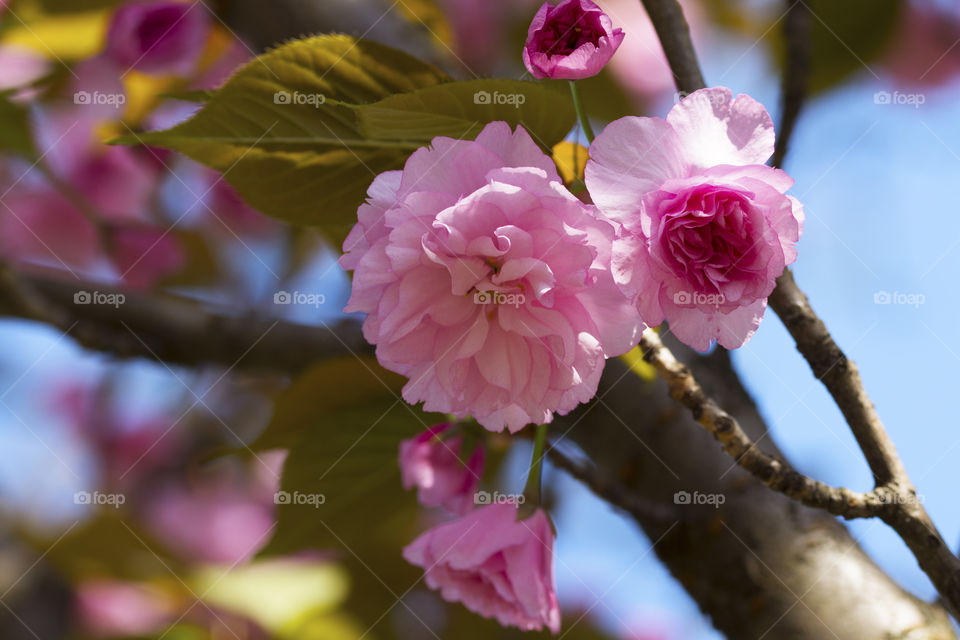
[0, 95, 35, 157]
[35, 0, 122, 13]
[33, 514, 181, 581]
[261, 401, 443, 556]
[191, 559, 349, 633]
[252, 355, 407, 451]
[356, 79, 575, 150]
[159, 230, 220, 288]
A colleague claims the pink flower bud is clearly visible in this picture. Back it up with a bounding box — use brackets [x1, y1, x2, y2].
[403, 503, 561, 633]
[399, 423, 484, 515]
[523, 0, 624, 80]
[105, 1, 210, 75]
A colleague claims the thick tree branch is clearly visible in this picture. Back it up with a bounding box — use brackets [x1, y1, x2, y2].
[638, 0, 704, 94]
[0, 269, 369, 373]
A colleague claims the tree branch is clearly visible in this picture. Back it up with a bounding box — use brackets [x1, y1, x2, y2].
[546, 441, 679, 524]
[771, 0, 812, 168]
[0, 268, 369, 373]
[639, 0, 705, 94]
[637, 328, 898, 518]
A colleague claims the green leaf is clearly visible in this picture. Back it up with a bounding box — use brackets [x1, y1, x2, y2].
[355, 78, 576, 150]
[0, 94, 35, 157]
[252, 355, 407, 451]
[35, 0, 123, 13]
[158, 89, 215, 103]
[261, 402, 443, 556]
[29, 514, 181, 581]
[113, 35, 450, 238]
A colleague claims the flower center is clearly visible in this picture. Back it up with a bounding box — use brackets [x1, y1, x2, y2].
[537, 6, 605, 56]
[659, 190, 757, 293]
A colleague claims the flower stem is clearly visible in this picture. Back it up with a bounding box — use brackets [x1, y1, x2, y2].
[569, 81, 595, 144]
[523, 423, 549, 505]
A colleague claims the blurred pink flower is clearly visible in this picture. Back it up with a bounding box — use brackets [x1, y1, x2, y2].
[0, 189, 100, 268]
[75, 580, 175, 637]
[523, 0, 624, 80]
[105, 0, 210, 76]
[403, 503, 561, 633]
[144, 483, 275, 564]
[66, 147, 159, 223]
[0, 45, 51, 95]
[399, 423, 484, 515]
[110, 226, 185, 290]
[881, 2, 960, 88]
[340, 122, 643, 432]
[586, 87, 803, 350]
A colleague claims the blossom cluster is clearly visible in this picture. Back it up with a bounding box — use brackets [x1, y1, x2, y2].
[340, 0, 805, 633]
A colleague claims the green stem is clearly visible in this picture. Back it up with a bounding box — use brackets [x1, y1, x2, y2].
[523, 423, 549, 505]
[569, 81, 595, 144]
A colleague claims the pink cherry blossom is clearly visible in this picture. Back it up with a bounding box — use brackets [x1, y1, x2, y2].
[585, 87, 804, 350]
[105, 1, 210, 76]
[399, 423, 484, 515]
[110, 227, 185, 290]
[340, 122, 643, 433]
[523, 0, 625, 80]
[403, 502, 561, 633]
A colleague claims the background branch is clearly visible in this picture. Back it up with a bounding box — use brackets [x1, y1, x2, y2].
[0, 269, 368, 373]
